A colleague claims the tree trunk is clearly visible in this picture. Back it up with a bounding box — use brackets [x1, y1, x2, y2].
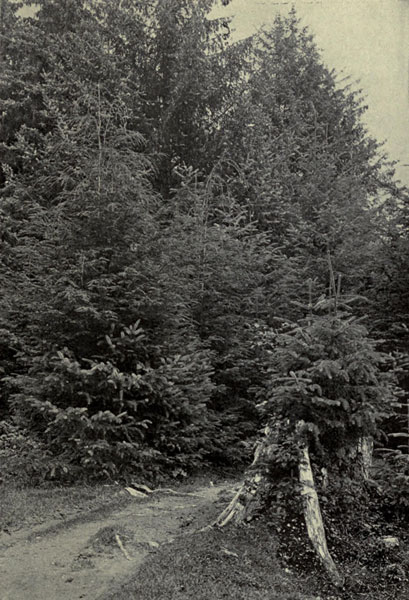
[346, 436, 373, 480]
[0, 0, 5, 64]
[298, 439, 344, 587]
[215, 421, 344, 587]
[357, 436, 373, 480]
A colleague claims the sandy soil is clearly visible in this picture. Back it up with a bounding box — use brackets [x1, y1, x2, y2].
[0, 481, 233, 600]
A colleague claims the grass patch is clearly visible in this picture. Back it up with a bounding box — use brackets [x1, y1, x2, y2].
[100, 523, 317, 600]
[0, 483, 126, 532]
[100, 513, 409, 600]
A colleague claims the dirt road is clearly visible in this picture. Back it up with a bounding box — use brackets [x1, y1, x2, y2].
[0, 482, 232, 600]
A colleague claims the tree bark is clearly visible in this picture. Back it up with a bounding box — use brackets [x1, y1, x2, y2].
[346, 436, 373, 480]
[0, 0, 5, 64]
[298, 439, 344, 587]
[357, 436, 373, 480]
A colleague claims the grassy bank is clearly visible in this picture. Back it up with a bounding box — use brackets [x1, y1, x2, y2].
[101, 522, 317, 600]
[0, 483, 129, 532]
[100, 514, 409, 600]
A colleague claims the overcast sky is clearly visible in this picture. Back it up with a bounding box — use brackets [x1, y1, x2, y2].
[211, 0, 409, 181]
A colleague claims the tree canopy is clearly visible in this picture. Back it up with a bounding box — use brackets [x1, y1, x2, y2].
[0, 0, 407, 500]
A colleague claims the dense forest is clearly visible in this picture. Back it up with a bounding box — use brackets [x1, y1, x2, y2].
[1, 0, 409, 591]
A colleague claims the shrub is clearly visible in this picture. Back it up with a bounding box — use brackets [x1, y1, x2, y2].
[374, 450, 409, 519]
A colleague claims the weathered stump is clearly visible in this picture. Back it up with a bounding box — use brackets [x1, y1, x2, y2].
[215, 421, 344, 587]
[298, 439, 343, 587]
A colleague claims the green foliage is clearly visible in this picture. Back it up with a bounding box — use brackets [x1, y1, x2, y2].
[263, 292, 396, 469]
[374, 450, 409, 518]
[0, 420, 51, 484]
[0, 0, 406, 489]
[218, 10, 396, 311]
[7, 321, 217, 480]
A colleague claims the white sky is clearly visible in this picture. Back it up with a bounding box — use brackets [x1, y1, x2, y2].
[211, 0, 409, 180]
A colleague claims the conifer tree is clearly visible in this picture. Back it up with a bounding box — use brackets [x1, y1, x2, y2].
[0, 1, 403, 486]
[216, 271, 397, 586]
[219, 11, 397, 306]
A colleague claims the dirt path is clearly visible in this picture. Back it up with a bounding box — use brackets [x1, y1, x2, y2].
[0, 482, 233, 600]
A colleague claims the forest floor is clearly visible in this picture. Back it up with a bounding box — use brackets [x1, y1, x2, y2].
[0, 479, 234, 600]
[1, 477, 409, 600]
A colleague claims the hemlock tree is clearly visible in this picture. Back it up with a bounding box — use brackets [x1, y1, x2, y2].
[0, 0, 270, 478]
[0, 0, 216, 478]
[215, 275, 397, 586]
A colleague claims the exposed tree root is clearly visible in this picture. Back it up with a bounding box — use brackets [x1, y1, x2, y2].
[129, 483, 207, 499]
[115, 534, 132, 560]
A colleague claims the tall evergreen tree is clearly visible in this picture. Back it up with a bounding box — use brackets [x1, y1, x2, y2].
[0, 2, 404, 487]
[218, 11, 397, 311]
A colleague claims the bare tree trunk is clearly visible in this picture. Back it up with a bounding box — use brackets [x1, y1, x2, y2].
[357, 436, 373, 480]
[346, 436, 373, 480]
[299, 440, 344, 587]
[0, 0, 5, 64]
